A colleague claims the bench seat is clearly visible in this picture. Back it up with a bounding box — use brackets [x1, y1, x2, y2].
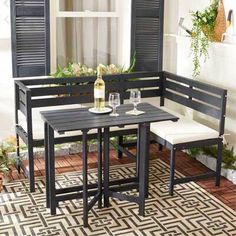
[150, 109, 219, 145]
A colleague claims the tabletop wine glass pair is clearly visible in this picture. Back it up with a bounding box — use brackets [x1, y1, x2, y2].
[109, 90, 142, 117]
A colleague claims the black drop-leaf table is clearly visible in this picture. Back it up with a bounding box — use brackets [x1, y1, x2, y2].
[41, 103, 178, 227]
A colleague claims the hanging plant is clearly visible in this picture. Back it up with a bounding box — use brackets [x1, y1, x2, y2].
[190, 0, 219, 78]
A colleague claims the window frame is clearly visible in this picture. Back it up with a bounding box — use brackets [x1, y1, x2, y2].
[50, 0, 130, 73]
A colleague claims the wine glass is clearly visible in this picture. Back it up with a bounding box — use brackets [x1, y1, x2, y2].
[130, 90, 141, 114]
[109, 93, 120, 116]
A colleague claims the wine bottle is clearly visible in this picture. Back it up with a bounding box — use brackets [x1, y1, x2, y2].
[94, 66, 105, 111]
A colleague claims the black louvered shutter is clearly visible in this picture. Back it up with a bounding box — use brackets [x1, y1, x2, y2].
[10, 0, 50, 77]
[131, 0, 164, 71]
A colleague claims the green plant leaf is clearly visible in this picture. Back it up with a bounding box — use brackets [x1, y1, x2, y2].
[188, 144, 236, 170]
[190, 0, 219, 77]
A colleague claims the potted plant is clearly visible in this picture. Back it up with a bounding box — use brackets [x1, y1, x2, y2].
[0, 148, 12, 190]
[0, 139, 18, 191]
[190, 0, 226, 77]
[52, 52, 136, 78]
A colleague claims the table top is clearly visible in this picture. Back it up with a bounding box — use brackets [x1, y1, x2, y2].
[41, 103, 178, 134]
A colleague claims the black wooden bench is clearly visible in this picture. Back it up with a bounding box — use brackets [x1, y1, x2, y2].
[14, 71, 227, 193]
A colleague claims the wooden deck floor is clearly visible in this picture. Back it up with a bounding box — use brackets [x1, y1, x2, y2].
[10, 144, 236, 211]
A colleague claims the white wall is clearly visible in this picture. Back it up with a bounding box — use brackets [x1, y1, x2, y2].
[163, 0, 178, 73]
[117, 0, 131, 68]
[163, 0, 236, 152]
[0, 0, 14, 140]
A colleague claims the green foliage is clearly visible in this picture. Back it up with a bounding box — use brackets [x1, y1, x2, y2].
[0, 137, 21, 174]
[188, 144, 236, 170]
[126, 51, 136, 73]
[0, 145, 15, 174]
[187, 147, 201, 157]
[0, 146, 9, 173]
[202, 145, 236, 170]
[190, 0, 219, 77]
[123, 135, 137, 142]
[52, 53, 136, 78]
[53, 63, 96, 78]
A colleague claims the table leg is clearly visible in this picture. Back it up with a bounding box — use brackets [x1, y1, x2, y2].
[104, 127, 110, 208]
[138, 123, 150, 216]
[44, 123, 49, 208]
[145, 124, 150, 199]
[117, 136, 123, 159]
[48, 125, 56, 215]
[136, 127, 141, 180]
[82, 130, 89, 227]
[97, 128, 102, 209]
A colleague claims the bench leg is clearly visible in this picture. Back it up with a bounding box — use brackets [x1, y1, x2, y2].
[26, 103, 35, 192]
[28, 142, 35, 192]
[16, 134, 20, 157]
[117, 136, 123, 159]
[82, 130, 89, 227]
[15, 100, 21, 174]
[169, 147, 176, 196]
[16, 134, 21, 174]
[216, 140, 223, 187]
[158, 144, 163, 152]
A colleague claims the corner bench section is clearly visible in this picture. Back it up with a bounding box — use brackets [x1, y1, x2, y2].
[150, 71, 227, 195]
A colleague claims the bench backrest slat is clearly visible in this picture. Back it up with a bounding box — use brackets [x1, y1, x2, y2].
[20, 72, 160, 85]
[165, 80, 222, 108]
[31, 96, 94, 108]
[164, 72, 225, 95]
[164, 91, 221, 119]
[22, 72, 161, 108]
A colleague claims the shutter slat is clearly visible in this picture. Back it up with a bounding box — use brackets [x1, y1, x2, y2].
[136, 0, 160, 9]
[11, 0, 50, 77]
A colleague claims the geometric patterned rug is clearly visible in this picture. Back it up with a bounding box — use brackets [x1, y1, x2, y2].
[0, 159, 235, 236]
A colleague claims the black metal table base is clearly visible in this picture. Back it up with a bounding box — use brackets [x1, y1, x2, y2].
[45, 123, 150, 227]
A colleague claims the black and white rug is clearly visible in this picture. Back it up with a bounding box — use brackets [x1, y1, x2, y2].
[0, 159, 235, 236]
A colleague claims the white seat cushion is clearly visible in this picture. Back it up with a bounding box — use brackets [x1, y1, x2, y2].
[150, 108, 219, 145]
